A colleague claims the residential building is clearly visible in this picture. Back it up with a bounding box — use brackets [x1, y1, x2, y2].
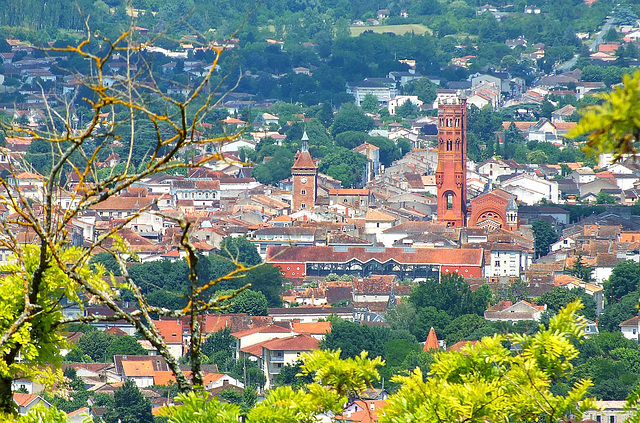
[484, 300, 547, 322]
[346, 78, 398, 106]
[260, 334, 320, 389]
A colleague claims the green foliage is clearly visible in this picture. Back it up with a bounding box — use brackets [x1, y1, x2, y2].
[219, 237, 262, 266]
[380, 301, 596, 423]
[160, 391, 241, 423]
[532, 219, 558, 258]
[318, 146, 368, 188]
[360, 94, 380, 113]
[604, 260, 640, 302]
[570, 71, 640, 162]
[103, 379, 154, 423]
[217, 289, 269, 316]
[330, 103, 374, 136]
[536, 286, 597, 321]
[409, 274, 491, 319]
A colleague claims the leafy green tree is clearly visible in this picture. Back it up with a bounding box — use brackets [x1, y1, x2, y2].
[443, 314, 489, 346]
[413, 306, 451, 341]
[335, 131, 370, 149]
[395, 100, 419, 119]
[76, 331, 114, 362]
[273, 360, 314, 389]
[384, 302, 418, 334]
[532, 219, 558, 258]
[535, 286, 597, 320]
[106, 335, 147, 358]
[330, 103, 375, 136]
[595, 191, 616, 204]
[316, 102, 334, 128]
[219, 237, 261, 266]
[403, 77, 437, 103]
[251, 148, 294, 186]
[409, 274, 491, 319]
[318, 147, 368, 187]
[242, 264, 284, 308]
[397, 138, 412, 156]
[604, 260, 640, 302]
[368, 136, 401, 167]
[218, 289, 269, 316]
[103, 379, 154, 423]
[599, 291, 640, 331]
[361, 94, 380, 113]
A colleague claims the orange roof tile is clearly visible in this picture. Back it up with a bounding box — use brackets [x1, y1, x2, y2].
[153, 320, 184, 344]
[13, 393, 40, 407]
[292, 150, 317, 170]
[121, 360, 154, 377]
[261, 334, 319, 351]
[292, 321, 332, 335]
[231, 324, 291, 338]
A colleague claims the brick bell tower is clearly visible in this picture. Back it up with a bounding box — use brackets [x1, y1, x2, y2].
[435, 97, 467, 227]
[291, 131, 318, 212]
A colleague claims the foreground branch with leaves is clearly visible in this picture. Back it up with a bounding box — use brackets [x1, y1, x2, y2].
[10, 300, 634, 423]
[0, 22, 252, 414]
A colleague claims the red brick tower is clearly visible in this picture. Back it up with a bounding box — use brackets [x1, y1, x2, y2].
[291, 132, 317, 212]
[435, 97, 467, 227]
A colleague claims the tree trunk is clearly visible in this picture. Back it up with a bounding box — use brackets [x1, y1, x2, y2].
[0, 374, 16, 415]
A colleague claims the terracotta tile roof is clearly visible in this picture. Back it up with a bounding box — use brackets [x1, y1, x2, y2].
[292, 150, 317, 169]
[620, 316, 639, 327]
[241, 343, 265, 358]
[502, 121, 536, 131]
[365, 209, 396, 221]
[261, 334, 320, 351]
[231, 324, 291, 339]
[121, 360, 154, 377]
[266, 246, 483, 266]
[153, 371, 226, 386]
[292, 321, 332, 335]
[153, 320, 183, 344]
[447, 340, 478, 352]
[13, 393, 41, 407]
[89, 195, 155, 211]
[423, 327, 439, 351]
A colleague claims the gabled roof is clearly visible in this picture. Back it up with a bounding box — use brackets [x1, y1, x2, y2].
[292, 321, 332, 335]
[153, 320, 183, 344]
[13, 393, 44, 407]
[231, 324, 290, 339]
[121, 360, 154, 377]
[261, 334, 319, 351]
[620, 315, 639, 327]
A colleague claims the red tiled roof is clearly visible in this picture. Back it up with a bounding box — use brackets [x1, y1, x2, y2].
[292, 150, 317, 170]
[261, 334, 319, 351]
[153, 320, 183, 344]
[231, 324, 290, 339]
[266, 246, 483, 266]
[292, 321, 332, 335]
[13, 393, 41, 407]
[620, 316, 639, 327]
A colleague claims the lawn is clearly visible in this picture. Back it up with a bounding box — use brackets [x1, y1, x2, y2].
[350, 24, 432, 36]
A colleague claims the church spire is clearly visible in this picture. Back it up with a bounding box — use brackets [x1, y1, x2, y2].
[301, 131, 309, 152]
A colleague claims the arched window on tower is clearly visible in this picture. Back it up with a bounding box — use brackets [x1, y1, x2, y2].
[455, 139, 461, 151]
[447, 140, 452, 151]
[446, 193, 453, 210]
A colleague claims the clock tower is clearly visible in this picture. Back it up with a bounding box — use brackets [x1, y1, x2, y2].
[435, 96, 467, 227]
[291, 131, 318, 213]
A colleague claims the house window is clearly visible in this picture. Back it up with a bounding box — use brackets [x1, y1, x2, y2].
[301, 203, 306, 209]
[610, 416, 615, 423]
[301, 189, 306, 195]
[377, 222, 380, 227]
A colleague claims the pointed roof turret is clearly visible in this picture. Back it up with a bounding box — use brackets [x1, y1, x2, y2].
[386, 283, 397, 309]
[423, 327, 440, 352]
[292, 132, 317, 171]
